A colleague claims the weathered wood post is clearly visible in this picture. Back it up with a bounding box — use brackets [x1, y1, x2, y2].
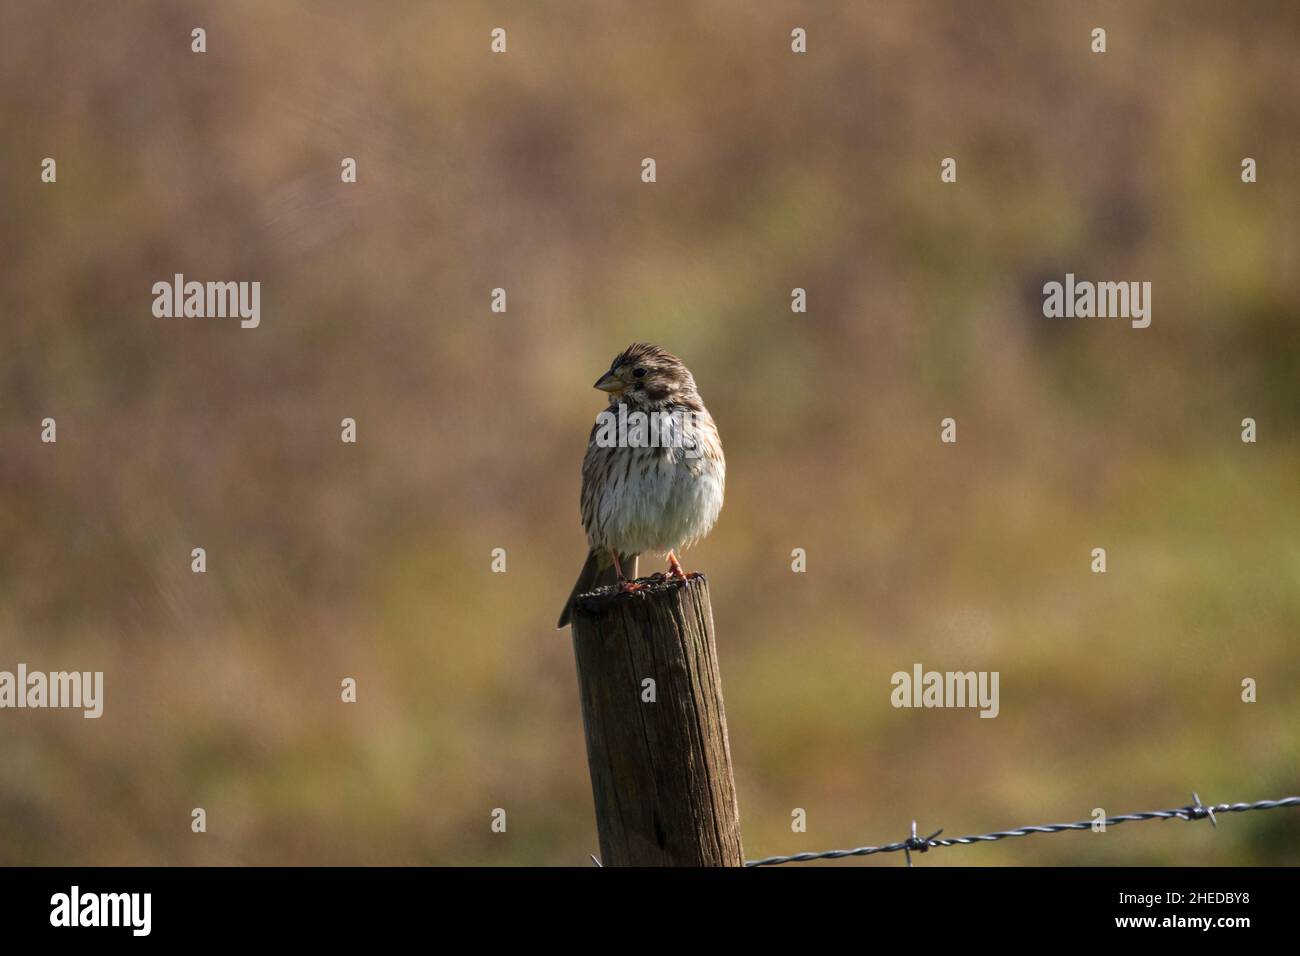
[570, 574, 744, 866]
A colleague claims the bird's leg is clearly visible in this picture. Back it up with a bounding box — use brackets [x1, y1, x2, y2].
[612, 551, 644, 592]
[666, 551, 688, 581]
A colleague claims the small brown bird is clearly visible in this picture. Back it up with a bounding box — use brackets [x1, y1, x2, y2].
[557, 344, 725, 628]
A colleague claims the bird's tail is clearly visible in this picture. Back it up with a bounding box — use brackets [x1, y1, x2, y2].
[557, 550, 637, 628]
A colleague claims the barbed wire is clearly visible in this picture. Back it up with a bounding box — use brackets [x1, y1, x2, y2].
[743, 793, 1300, 867]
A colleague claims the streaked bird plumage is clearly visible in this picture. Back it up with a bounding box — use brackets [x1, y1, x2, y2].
[557, 343, 725, 627]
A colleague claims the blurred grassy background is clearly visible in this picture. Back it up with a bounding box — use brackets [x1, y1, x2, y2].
[1, 0, 1297, 864]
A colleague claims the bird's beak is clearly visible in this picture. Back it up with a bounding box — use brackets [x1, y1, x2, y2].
[593, 372, 625, 393]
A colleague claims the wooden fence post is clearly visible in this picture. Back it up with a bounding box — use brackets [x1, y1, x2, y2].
[570, 574, 744, 866]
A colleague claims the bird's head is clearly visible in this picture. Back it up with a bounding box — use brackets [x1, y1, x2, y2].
[593, 343, 700, 411]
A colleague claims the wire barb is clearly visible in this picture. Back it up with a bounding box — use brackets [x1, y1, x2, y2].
[743, 794, 1300, 867]
[1183, 791, 1217, 828]
[902, 821, 943, 867]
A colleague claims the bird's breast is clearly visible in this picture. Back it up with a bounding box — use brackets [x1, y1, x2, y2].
[586, 442, 724, 555]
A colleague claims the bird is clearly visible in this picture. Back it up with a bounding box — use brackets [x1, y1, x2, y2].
[557, 343, 725, 628]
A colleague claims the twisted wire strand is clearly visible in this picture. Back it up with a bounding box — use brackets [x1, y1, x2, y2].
[743, 795, 1300, 867]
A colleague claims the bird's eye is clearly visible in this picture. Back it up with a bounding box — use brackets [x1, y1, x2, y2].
[633, 367, 647, 378]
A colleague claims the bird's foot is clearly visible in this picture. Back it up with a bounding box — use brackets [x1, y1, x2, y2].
[666, 551, 689, 581]
[617, 579, 647, 593]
